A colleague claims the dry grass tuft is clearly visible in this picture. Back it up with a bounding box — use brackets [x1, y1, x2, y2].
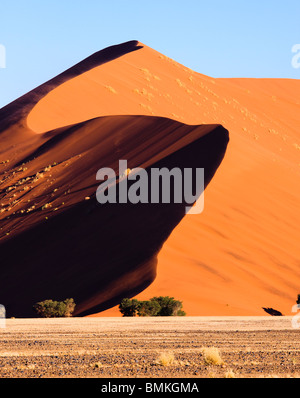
[224, 369, 235, 378]
[155, 352, 175, 366]
[202, 347, 224, 366]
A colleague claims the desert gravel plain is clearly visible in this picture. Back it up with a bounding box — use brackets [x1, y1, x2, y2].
[0, 316, 300, 378]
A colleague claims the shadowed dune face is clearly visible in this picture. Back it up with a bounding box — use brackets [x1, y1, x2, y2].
[0, 110, 228, 317]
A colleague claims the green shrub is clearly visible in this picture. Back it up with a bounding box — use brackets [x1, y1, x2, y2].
[119, 296, 185, 317]
[137, 300, 161, 317]
[150, 296, 185, 316]
[118, 298, 140, 317]
[33, 298, 76, 318]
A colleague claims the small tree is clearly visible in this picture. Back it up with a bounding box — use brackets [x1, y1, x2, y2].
[63, 298, 76, 317]
[150, 296, 185, 316]
[33, 298, 76, 318]
[119, 298, 140, 317]
[137, 300, 161, 317]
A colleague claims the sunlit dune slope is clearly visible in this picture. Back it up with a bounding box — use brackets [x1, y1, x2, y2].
[0, 41, 229, 317]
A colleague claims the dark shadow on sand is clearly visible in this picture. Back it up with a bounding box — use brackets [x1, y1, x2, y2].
[0, 123, 228, 317]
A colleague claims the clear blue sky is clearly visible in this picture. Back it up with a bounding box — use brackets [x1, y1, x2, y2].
[0, 0, 299, 108]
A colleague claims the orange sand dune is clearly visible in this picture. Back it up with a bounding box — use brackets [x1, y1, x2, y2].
[1, 40, 300, 317]
[0, 41, 228, 317]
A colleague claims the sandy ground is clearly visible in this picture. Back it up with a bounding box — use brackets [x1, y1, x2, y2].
[0, 316, 300, 378]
